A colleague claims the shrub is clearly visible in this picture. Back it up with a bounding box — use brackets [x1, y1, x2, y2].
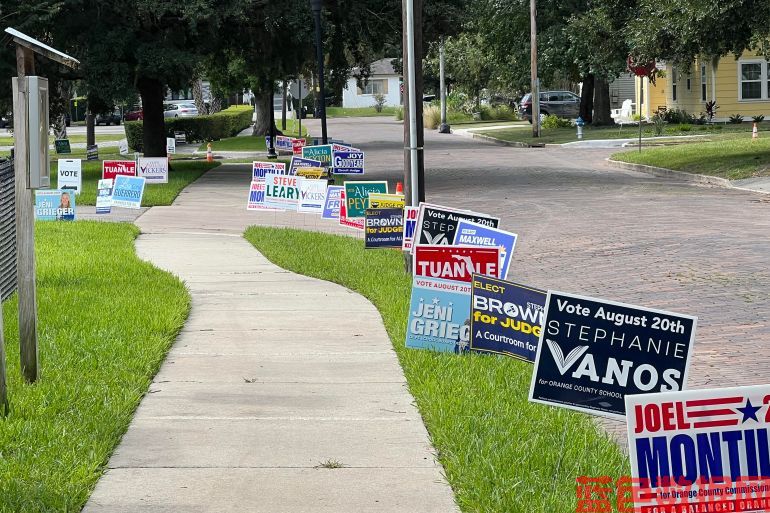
[753, 114, 765, 123]
[663, 108, 695, 124]
[677, 123, 693, 132]
[373, 93, 386, 113]
[729, 113, 744, 124]
[394, 106, 404, 121]
[423, 105, 441, 129]
[651, 113, 666, 136]
[541, 114, 573, 129]
[125, 106, 253, 151]
[491, 104, 519, 121]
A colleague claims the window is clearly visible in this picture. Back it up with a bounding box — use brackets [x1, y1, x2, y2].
[740, 62, 763, 99]
[701, 64, 707, 101]
[359, 79, 387, 95]
[671, 67, 678, 101]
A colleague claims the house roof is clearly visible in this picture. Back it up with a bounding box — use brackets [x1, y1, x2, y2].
[353, 58, 399, 77]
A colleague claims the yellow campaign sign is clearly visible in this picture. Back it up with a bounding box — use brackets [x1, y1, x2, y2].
[368, 193, 405, 209]
[296, 167, 327, 179]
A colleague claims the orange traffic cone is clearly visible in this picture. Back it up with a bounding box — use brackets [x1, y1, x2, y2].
[207, 142, 213, 162]
[396, 182, 404, 194]
[753, 122, 759, 140]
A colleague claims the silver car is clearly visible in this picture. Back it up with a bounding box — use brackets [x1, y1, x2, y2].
[164, 103, 198, 118]
[519, 91, 581, 122]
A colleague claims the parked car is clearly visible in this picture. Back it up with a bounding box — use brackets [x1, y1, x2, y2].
[164, 103, 198, 118]
[519, 90, 580, 123]
[124, 108, 143, 121]
[0, 114, 11, 129]
[95, 109, 121, 125]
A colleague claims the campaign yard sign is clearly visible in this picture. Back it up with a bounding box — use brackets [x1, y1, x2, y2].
[118, 139, 129, 155]
[86, 144, 99, 161]
[368, 193, 405, 209]
[95, 179, 113, 214]
[529, 291, 697, 419]
[138, 157, 169, 184]
[264, 172, 299, 210]
[34, 190, 76, 221]
[405, 276, 472, 353]
[296, 167, 326, 179]
[166, 137, 176, 154]
[365, 208, 404, 248]
[54, 139, 71, 154]
[289, 156, 323, 174]
[344, 181, 388, 218]
[102, 160, 137, 181]
[454, 220, 518, 279]
[402, 206, 419, 252]
[292, 138, 306, 156]
[322, 186, 343, 219]
[413, 203, 500, 250]
[414, 245, 501, 283]
[338, 189, 364, 230]
[332, 150, 365, 175]
[252, 161, 287, 180]
[470, 275, 546, 362]
[57, 159, 82, 194]
[626, 384, 770, 513]
[297, 177, 327, 214]
[302, 144, 333, 166]
[275, 135, 294, 153]
[112, 175, 146, 209]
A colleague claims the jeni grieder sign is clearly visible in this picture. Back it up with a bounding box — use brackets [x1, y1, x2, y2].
[529, 291, 697, 419]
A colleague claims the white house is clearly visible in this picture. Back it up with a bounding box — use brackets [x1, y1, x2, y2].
[342, 58, 402, 108]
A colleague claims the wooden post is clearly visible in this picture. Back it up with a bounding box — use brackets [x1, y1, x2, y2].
[13, 45, 39, 383]
[530, 0, 540, 138]
[0, 292, 7, 415]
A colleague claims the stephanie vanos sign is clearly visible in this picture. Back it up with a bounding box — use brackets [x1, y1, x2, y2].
[34, 190, 75, 221]
[332, 150, 364, 174]
[529, 291, 697, 419]
[138, 157, 169, 184]
[414, 203, 500, 249]
[57, 159, 82, 194]
[471, 275, 545, 362]
[112, 175, 146, 209]
[626, 384, 770, 513]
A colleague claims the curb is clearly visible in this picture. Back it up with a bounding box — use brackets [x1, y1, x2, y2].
[466, 131, 551, 148]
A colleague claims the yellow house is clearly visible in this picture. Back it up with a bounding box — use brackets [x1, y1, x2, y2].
[635, 51, 770, 121]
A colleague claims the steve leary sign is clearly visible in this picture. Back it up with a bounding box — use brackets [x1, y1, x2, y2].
[138, 157, 169, 184]
[102, 160, 136, 180]
[413, 203, 500, 250]
[332, 150, 364, 174]
[264, 172, 299, 210]
[471, 275, 545, 362]
[344, 181, 388, 218]
[454, 220, 517, 279]
[414, 245, 501, 283]
[529, 291, 697, 419]
[402, 206, 419, 252]
[626, 384, 770, 513]
[57, 159, 82, 194]
[322, 186, 343, 219]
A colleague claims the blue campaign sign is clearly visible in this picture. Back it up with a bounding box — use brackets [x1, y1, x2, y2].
[405, 276, 472, 353]
[364, 208, 403, 248]
[332, 151, 365, 175]
[470, 275, 545, 362]
[322, 185, 343, 219]
[34, 190, 76, 221]
[454, 220, 518, 279]
[290, 156, 323, 174]
[529, 291, 697, 419]
[112, 175, 146, 209]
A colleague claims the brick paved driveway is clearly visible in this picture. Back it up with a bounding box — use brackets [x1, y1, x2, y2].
[308, 116, 770, 438]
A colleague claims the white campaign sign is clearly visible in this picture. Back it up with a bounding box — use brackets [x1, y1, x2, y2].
[57, 159, 82, 194]
[138, 157, 169, 184]
[297, 177, 327, 214]
[118, 139, 129, 155]
[166, 137, 176, 154]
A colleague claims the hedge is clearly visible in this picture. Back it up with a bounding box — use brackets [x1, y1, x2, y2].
[125, 106, 253, 151]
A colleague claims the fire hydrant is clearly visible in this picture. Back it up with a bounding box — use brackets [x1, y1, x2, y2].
[576, 116, 585, 140]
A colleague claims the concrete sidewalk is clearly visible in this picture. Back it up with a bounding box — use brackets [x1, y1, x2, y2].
[82, 164, 458, 512]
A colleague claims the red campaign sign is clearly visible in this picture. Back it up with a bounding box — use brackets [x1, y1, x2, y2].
[338, 188, 364, 230]
[102, 160, 137, 180]
[292, 138, 306, 156]
[414, 245, 500, 283]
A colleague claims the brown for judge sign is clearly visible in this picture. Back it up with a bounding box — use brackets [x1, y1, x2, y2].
[529, 291, 697, 420]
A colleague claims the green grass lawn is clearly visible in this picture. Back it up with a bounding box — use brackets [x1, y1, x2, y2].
[478, 122, 761, 145]
[0, 134, 123, 146]
[243, 227, 628, 513]
[199, 120, 308, 151]
[0, 222, 190, 511]
[612, 136, 770, 180]
[325, 106, 397, 117]
[50, 159, 220, 206]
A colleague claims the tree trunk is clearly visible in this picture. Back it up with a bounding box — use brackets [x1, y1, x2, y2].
[209, 96, 222, 114]
[192, 78, 208, 115]
[579, 73, 594, 123]
[281, 81, 288, 131]
[252, 88, 272, 136]
[138, 77, 167, 156]
[592, 77, 613, 126]
[86, 110, 95, 147]
[53, 113, 68, 140]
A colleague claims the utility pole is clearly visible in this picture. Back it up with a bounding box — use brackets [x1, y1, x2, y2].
[267, 81, 277, 159]
[530, 0, 540, 138]
[402, 0, 425, 207]
[438, 38, 450, 134]
[310, 0, 328, 144]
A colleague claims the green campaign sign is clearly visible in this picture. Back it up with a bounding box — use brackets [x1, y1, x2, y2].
[344, 180, 388, 218]
[301, 144, 332, 165]
[54, 139, 71, 154]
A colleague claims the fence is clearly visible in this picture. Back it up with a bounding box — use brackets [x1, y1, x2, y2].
[0, 156, 16, 301]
